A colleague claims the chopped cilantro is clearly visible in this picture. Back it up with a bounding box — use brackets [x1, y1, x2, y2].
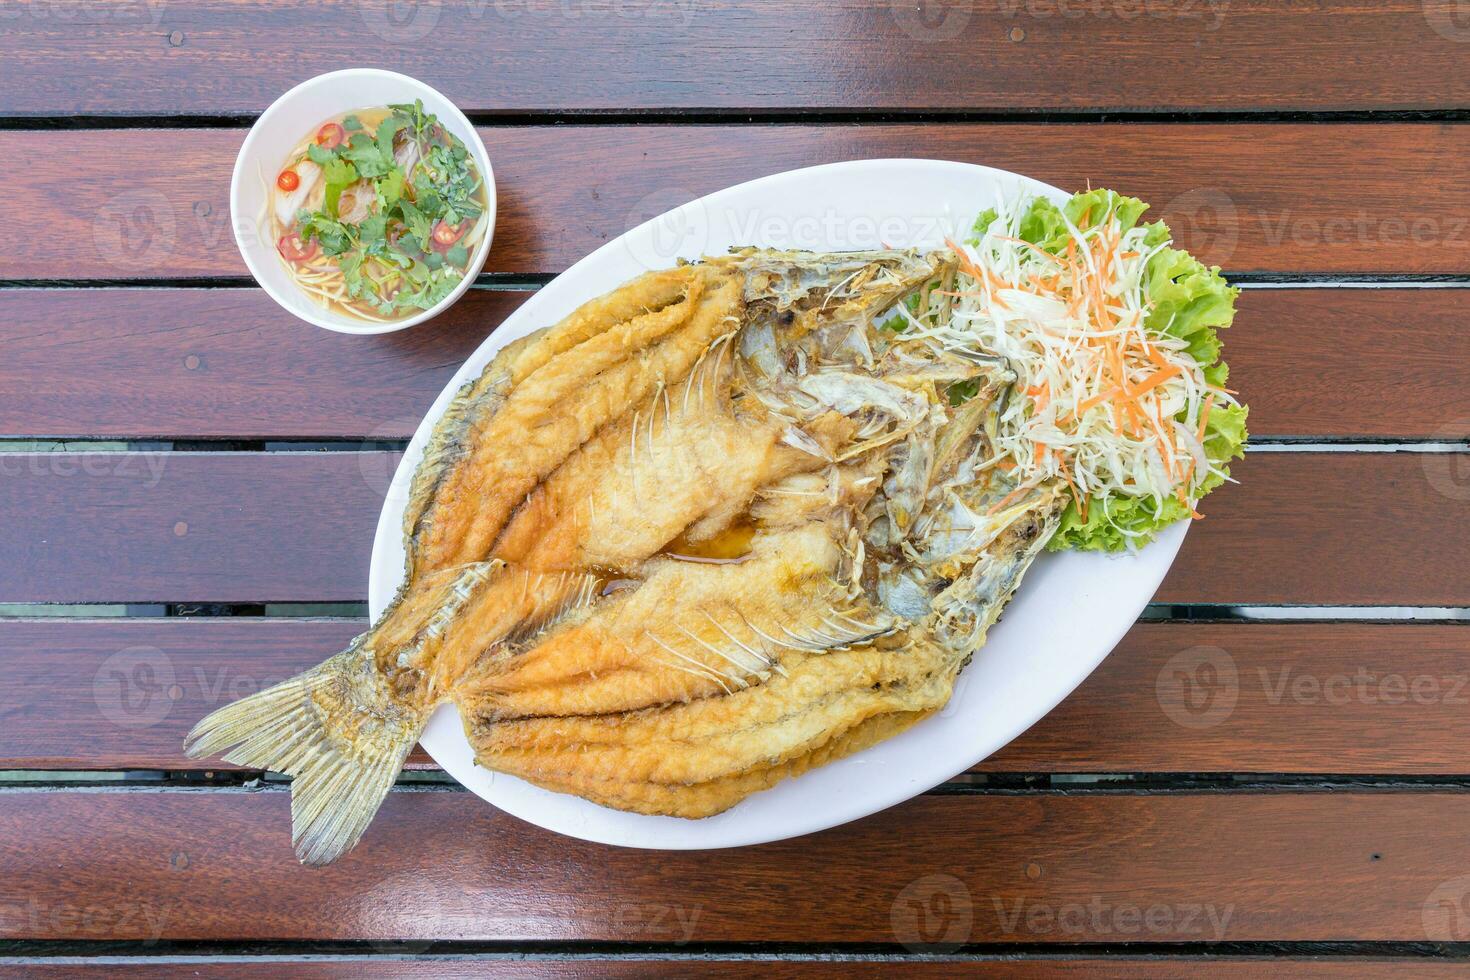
[280, 103, 485, 318]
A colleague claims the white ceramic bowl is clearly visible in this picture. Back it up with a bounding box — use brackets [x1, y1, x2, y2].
[231, 69, 496, 335]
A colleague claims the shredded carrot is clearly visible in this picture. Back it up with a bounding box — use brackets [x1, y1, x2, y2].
[1121, 398, 1145, 438]
[1071, 366, 1177, 420]
[1144, 343, 1172, 371]
[986, 479, 1041, 516]
[1130, 365, 1182, 398]
[997, 235, 1062, 264]
[1074, 387, 1118, 417]
[1196, 393, 1216, 442]
[1166, 395, 1216, 505]
[1150, 397, 1177, 482]
[947, 238, 1012, 312]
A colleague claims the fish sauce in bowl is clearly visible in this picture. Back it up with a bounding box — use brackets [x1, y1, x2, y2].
[267, 101, 489, 326]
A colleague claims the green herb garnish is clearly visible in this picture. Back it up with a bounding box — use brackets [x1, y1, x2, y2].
[287, 100, 484, 317]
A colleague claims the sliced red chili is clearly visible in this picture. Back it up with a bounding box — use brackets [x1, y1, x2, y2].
[431, 219, 466, 249]
[277, 232, 319, 263]
[315, 122, 345, 150]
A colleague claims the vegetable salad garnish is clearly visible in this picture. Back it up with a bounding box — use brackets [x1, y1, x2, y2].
[898, 189, 1247, 551]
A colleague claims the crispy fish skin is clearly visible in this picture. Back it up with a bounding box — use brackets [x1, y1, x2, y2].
[462, 522, 892, 718]
[489, 337, 809, 574]
[186, 264, 746, 864]
[469, 642, 954, 817]
[510, 708, 936, 819]
[464, 485, 1061, 820]
[401, 266, 701, 574]
[417, 266, 746, 575]
[185, 247, 1059, 865]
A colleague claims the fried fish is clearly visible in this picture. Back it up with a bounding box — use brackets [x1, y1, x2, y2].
[186, 248, 1061, 865]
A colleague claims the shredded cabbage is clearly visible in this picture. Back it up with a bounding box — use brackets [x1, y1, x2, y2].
[901, 188, 1247, 552]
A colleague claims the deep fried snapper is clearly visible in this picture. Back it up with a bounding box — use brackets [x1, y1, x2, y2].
[186, 249, 1061, 865]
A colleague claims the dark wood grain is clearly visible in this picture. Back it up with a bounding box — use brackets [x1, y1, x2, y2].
[1, 1, 1466, 115]
[0, 452, 384, 604]
[2, 451, 1463, 605]
[12, 960, 1465, 978]
[981, 623, 1470, 773]
[1154, 452, 1470, 606]
[8, 124, 1467, 279]
[0, 288, 528, 440]
[3, 288, 1465, 441]
[1223, 288, 1470, 440]
[7, 620, 1469, 776]
[0, 619, 363, 770]
[2, 791, 1466, 942]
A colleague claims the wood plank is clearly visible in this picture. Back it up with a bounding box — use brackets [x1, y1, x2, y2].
[1, 791, 1464, 942]
[981, 623, 1470, 773]
[0, 452, 382, 604]
[0, 288, 528, 440]
[0, 619, 363, 770]
[4, 288, 1465, 441]
[1223, 288, 1470, 440]
[0, 966, 959, 980]
[12, 960, 1464, 978]
[7, 621, 1468, 776]
[1, 451, 1462, 605]
[7, 124, 1467, 279]
[1154, 452, 1470, 606]
[1, 2, 1464, 115]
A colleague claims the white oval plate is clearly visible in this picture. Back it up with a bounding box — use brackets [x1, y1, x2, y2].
[369, 159, 1186, 849]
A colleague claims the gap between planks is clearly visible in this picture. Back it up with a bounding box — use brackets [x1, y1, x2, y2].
[4, 942, 1470, 964]
[1, 275, 1468, 291]
[6, 774, 1470, 794]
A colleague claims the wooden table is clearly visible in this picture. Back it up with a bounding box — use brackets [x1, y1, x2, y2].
[1, 2, 1468, 975]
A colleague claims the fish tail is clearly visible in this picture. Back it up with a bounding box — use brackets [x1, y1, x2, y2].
[183, 637, 426, 866]
[183, 560, 602, 864]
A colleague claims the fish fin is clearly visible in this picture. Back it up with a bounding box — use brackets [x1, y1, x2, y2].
[184, 642, 426, 866]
